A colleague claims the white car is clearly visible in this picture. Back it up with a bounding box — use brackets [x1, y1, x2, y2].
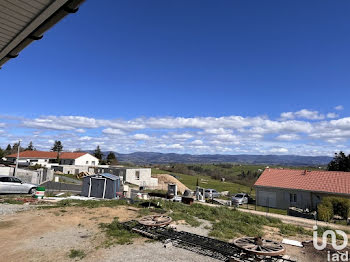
[0, 175, 37, 194]
[231, 193, 250, 205]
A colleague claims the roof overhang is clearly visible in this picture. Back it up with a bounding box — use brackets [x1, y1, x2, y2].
[0, 0, 85, 68]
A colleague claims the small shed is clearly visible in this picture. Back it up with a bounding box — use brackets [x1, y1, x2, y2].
[81, 173, 120, 199]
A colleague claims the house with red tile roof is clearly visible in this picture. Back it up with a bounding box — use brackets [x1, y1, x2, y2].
[7, 151, 99, 167]
[254, 168, 350, 210]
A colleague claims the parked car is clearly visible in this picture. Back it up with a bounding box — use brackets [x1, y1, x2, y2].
[204, 189, 220, 198]
[231, 193, 252, 205]
[0, 175, 37, 194]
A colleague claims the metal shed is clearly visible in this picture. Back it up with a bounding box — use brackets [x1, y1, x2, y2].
[81, 173, 120, 199]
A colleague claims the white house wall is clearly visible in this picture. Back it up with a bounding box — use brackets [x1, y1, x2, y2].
[124, 168, 158, 187]
[74, 154, 99, 166]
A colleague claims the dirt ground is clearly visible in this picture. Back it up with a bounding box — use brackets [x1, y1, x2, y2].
[0, 205, 140, 262]
[0, 204, 346, 262]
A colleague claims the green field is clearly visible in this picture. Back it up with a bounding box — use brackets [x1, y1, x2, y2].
[152, 168, 254, 195]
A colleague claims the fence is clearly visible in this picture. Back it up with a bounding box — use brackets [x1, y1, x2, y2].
[0, 166, 53, 184]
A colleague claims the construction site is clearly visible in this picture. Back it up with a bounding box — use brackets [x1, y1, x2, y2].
[1, 170, 349, 262]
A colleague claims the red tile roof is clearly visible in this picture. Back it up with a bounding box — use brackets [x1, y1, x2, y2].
[60, 152, 87, 159]
[7, 151, 88, 159]
[254, 168, 350, 195]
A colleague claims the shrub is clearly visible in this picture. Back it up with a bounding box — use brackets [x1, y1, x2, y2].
[68, 249, 86, 259]
[318, 196, 350, 221]
[318, 203, 333, 222]
[99, 218, 138, 246]
[330, 197, 350, 219]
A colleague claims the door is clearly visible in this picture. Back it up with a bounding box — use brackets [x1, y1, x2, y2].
[10, 177, 26, 193]
[90, 178, 105, 198]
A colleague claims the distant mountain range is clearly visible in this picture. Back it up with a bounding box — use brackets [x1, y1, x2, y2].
[92, 151, 332, 166]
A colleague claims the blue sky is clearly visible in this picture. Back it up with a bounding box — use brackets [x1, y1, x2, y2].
[1, 0, 350, 155]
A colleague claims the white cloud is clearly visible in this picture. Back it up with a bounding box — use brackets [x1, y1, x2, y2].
[75, 129, 86, 133]
[326, 112, 338, 119]
[280, 112, 294, 120]
[191, 139, 203, 145]
[276, 134, 300, 141]
[167, 144, 184, 149]
[269, 147, 289, 153]
[133, 134, 151, 140]
[79, 136, 92, 141]
[1, 109, 350, 156]
[280, 109, 324, 120]
[172, 133, 193, 139]
[295, 109, 324, 120]
[102, 128, 125, 135]
[335, 105, 344, 111]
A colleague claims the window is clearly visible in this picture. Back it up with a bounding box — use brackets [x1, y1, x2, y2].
[92, 161, 95, 165]
[11, 177, 21, 183]
[0, 177, 11, 182]
[135, 171, 140, 180]
[290, 193, 297, 203]
[86, 161, 89, 164]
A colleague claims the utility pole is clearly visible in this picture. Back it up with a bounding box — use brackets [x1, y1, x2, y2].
[14, 139, 21, 177]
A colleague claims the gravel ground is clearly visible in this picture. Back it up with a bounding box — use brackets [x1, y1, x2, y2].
[0, 203, 32, 216]
[87, 242, 220, 262]
[174, 219, 212, 236]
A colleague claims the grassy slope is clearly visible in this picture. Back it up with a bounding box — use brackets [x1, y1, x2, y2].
[53, 199, 342, 241]
[152, 168, 288, 215]
[152, 168, 253, 194]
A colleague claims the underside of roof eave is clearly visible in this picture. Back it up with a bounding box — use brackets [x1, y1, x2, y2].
[0, 0, 85, 68]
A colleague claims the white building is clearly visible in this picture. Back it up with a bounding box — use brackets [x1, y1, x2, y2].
[7, 151, 99, 167]
[94, 167, 158, 188]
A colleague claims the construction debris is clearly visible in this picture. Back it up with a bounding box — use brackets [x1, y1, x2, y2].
[282, 239, 303, 248]
[138, 215, 172, 227]
[233, 237, 285, 256]
[76, 171, 93, 179]
[122, 220, 297, 262]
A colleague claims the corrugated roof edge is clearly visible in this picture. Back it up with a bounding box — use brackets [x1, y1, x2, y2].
[0, 0, 86, 68]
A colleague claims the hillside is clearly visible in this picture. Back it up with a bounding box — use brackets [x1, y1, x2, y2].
[110, 152, 331, 166]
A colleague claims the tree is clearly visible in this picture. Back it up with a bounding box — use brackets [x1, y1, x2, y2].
[0, 147, 4, 159]
[11, 142, 24, 154]
[106, 151, 118, 165]
[51, 140, 63, 152]
[26, 141, 34, 151]
[4, 144, 11, 155]
[94, 145, 103, 160]
[327, 151, 350, 172]
[51, 140, 63, 163]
